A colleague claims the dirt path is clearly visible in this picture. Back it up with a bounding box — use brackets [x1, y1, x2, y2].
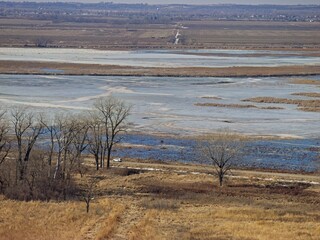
[82, 214, 110, 240]
[109, 199, 145, 240]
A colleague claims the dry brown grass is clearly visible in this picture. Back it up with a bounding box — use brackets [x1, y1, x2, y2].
[290, 79, 320, 85]
[1, 161, 319, 240]
[1, 18, 320, 50]
[126, 171, 320, 240]
[181, 20, 320, 50]
[141, 198, 179, 211]
[128, 210, 165, 240]
[95, 204, 126, 240]
[128, 206, 320, 240]
[185, 206, 320, 240]
[292, 92, 320, 98]
[243, 97, 320, 112]
[1, 60, 320, 78]
[195, 102, 284, 110]
[0, 198, 115, 240]
[195, 102, 258, 108]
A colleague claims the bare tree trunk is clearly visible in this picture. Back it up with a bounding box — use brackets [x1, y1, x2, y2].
[107, 148, 112, 169]
[53, 152, 62, 179]
[218, 170, 223, 187]
[95, 154, 99, 170]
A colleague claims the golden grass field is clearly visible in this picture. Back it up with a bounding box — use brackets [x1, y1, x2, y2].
[1, 160, 319, 240]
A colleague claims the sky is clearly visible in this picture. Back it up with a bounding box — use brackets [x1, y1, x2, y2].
[10, 0, 320, 4]
[108, 0, 320, 4]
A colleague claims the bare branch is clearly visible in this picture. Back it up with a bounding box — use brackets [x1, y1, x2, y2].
[198, 129, 244, 187]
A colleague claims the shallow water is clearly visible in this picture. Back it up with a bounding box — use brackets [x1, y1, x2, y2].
[115, 134, 320, 172]
[1, 48, 320, 68]
[0, 73, 319, 171]
[0, 74, 319, 138]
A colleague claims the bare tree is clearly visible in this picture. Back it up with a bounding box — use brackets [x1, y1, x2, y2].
[0, 109, 11, 166]
[0, 109, 11, 191]
[11, 107, 44, 182]
[199, 130, 244, 187]
[88, 96, 131, 169]
[41, 116, 56, 178]
[40, 113, 79, 200]
[48, 113, 78, 180]
[87, 114, 104, 170]
[70, 115, 90, 176]
[82, 176, 99, 213]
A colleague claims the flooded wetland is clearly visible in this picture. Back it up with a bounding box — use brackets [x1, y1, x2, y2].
[1, 4, 320, 239]
[0, 48, 319, 171]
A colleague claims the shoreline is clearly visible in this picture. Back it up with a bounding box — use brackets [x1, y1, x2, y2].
[111, 158, 320, 179]
[114, 132, 320, 172]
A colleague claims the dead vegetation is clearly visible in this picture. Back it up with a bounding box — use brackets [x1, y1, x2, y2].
[1, 60, 320, 78]
[141, 198, 179, 211]
[242, 97, 320, 112]
[195, 102, 284, 110]
[0, 198, 123, 240]
[201, 96, 223, 100]
[1, 16, 320, 50]
[290, 78, 320, 85]
[0, 161, 319, 240]
[292, 92, 320, 98]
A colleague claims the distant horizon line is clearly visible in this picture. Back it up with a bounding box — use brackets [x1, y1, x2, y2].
[2, 1, 320, 5]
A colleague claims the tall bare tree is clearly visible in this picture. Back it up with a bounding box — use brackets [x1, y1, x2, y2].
[49, 113, 77, 180]
[41, 116, 56, 178]
[199, 130, 244, 187]
[11, 107, 44, 182]
[70, 115, 90, 176]
[87, 115, 104, 170]
[88, 96, 131, 169]
[0, 109, 11, 190]
[0, 109, 11, 166]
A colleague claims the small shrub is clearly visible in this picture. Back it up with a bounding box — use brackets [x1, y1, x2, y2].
[111, 167, 141, 176]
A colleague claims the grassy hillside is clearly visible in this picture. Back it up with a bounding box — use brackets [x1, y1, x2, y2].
[0, 161, 319, 240]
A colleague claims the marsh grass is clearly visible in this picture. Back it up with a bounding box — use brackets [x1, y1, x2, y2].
[290, 79, 320, 85]
[243, 97, 320, 112]
[291, 92, 320, 98]
[0, 166, 319, 239]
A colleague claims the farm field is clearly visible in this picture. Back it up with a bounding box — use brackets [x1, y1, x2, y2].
[1, 18, 320, 51]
